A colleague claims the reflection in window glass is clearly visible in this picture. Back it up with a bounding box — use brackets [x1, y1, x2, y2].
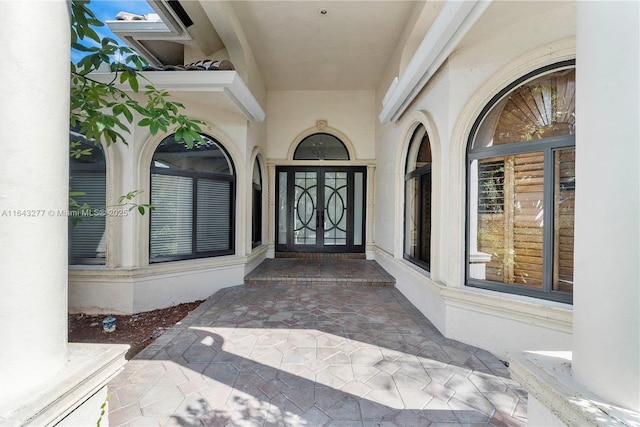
[354, 172, 364, 246]
[278, 172, 287, 245]
[553, 149, 575, 293]
[404, 125, 432, 270]
[324, 172, 347, 246]
[473, 68, 575, 148]
[153, 134, 232, 174]
[294, 172, 317, 245]
[472, 153, 545, 288]
[252, 161, 263, 248]
[294, 133, 349, 160]
[467, 64, 575, 303]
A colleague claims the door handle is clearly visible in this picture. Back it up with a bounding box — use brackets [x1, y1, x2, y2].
[316, 210, 324, 228]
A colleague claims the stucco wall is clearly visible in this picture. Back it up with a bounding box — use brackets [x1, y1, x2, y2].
[373, 1, 576, 356]
[266, 90, 376, 160]
[69, 86, 267, 314]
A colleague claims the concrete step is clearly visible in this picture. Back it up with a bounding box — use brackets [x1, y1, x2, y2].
[275, 252, 366, 259]
[245, 258, 395, 287]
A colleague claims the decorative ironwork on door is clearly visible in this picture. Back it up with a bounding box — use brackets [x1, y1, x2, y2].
[277, 167, 365, 253]
[323, 172, 347, 246]
[293, 171, 317, 245]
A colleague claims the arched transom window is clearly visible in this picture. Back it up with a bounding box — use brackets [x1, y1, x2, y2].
[150, 134, 235, 262]
[293, 133, 350, 160]
[467, 61, 575, 303]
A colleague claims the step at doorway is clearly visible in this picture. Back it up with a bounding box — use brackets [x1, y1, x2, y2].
[275, 252, 365, 259]
[245, 257, 395, 287]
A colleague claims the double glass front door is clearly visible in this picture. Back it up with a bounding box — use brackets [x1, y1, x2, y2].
[277, 166, 366, 253]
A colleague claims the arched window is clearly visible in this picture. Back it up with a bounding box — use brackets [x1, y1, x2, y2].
[404, 124, 432, 270]
[251, 159, 262, 248]
[467, 61, 575, 303]
[69, 129, 106, 265]
[150, 134, 235, 262]
[293, 133, 349, 160]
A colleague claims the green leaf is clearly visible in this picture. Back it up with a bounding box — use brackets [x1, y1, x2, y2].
[138, 118, 152, 127]
[183, 132, 194, 149]
[128, 73, 139, 92]
[83, 26, 101, 43]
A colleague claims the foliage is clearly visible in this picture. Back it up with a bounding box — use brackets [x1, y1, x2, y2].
[96, 393, 109, 427]
[70, 0, 205, 147]
[70, 0, 204, 214]
[118, 190, 154, 215]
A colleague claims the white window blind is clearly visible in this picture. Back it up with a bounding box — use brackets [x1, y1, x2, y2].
[69, 172, 106, 263]
[196, 179, 231, 252]
[150, 174, 193, 258]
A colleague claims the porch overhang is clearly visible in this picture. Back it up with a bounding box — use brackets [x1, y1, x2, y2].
[88, 70, 265, 122]
[379, 0, 492, 123]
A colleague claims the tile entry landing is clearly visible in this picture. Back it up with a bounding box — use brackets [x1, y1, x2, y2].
[244, 257, 395, 287]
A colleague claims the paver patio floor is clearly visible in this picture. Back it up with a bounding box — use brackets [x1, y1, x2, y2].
[108, 285, 527, 426]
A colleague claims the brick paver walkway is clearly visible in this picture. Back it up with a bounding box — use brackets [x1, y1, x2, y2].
[108, 285, 527, 426]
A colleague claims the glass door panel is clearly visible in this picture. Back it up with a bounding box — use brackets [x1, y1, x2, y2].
[293, 171, 317, 245]
[324, 172, 348, 246]
[354, 172, 364, 246]
[276, 167, 366, 253]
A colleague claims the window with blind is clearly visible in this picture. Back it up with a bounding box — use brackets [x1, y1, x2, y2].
[467, 61, 575, 303]
[69, 130, 106, 265]
[404, 124, 432, 271]
[150, 133, 235, 262]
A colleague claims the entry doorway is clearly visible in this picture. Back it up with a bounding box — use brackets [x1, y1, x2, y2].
[276, 166, 366, 253]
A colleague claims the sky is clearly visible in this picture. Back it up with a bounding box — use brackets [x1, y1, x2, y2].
[72, 0, 154, 63]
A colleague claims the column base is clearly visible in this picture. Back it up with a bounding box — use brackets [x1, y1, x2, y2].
[507, 351, 639, 426]
[0, 343, 128, 426]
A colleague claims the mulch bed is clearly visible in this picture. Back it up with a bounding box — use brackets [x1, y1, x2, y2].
[68, 301, 203, 359]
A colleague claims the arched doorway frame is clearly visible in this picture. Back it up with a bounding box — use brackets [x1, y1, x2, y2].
[271, 121, 374, 256]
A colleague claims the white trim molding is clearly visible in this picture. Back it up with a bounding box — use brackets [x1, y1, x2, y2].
[89, 70, 265, 122]
[508, 351, 640, 426]
[0, 343, 128, 426]
[69, 256, 247, 314]
[441, 287, 573, 334]
[379, 0, 492, 123]
[286, 121, 359, 161]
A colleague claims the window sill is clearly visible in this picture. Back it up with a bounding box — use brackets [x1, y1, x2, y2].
[441, 285, 572, 333]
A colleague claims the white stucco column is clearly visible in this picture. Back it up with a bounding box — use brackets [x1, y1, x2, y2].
[0, 1, 70, 398]
[573, 1, 639, 412]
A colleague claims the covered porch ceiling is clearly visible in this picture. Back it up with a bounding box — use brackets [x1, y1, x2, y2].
[111, 1, 445, 91]
[230, 0, 417, 90]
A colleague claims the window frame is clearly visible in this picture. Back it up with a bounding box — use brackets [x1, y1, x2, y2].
[251, 159, 263, 249]
[293, 132, 350, 161]
[465, 61, 575, 304]
[149, 134, 236, 263]
[68, 131, 107, 265]
[403, 124, 432, 271]
[403, 164, 432, 271]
